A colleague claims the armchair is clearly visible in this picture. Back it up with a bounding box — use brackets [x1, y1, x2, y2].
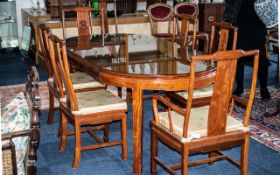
[150, 49, 259, 175]
[2, 66, 40, 175]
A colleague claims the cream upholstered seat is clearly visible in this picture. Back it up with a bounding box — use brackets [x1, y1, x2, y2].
[49, 71, 104, 90]
[158, 106, 243, 141]
[176, 85, 213, 99]
[61, 89, 127, 115]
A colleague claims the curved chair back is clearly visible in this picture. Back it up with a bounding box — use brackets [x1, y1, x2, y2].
[147, 3, 173, 36]
[174, 2, 198, 17]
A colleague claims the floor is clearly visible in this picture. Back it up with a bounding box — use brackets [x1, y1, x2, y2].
[0, 48, 280, 175]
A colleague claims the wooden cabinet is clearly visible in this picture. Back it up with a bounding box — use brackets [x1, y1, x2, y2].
[198, 2, 225, 34]
[46, 0, 78, 18]
[21, 9, 51, 64]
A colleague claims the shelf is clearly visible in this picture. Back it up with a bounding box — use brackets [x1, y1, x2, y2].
[0, 20, 16, 24]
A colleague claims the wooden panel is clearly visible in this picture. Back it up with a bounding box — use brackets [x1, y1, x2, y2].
[198, 2, 225, 34]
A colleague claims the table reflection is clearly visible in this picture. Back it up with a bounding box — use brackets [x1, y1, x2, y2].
[67, 34, 214, 76]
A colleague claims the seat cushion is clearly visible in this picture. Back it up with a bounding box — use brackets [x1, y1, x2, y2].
[176, 85, 213, 99]
[48, 71, 104, 90]
[158, 106, 244, 140]
[1, 92, 30, 133]
[70, 89, 127, 115]
[71, 72, 104, 89]
[1, 92, 30, 175]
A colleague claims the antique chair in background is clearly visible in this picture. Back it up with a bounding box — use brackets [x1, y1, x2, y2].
[171, 13, 197, 61]
[168, 21, 238, 106]
[2, 66, 40, 175]
[38, 24, 104, 125]
[147, 3, 173, 38]
[62, 6, 106, 40]
[150, 49, 259, 175]
[173, 2, 209, 56]
[48, 34, 128, 169]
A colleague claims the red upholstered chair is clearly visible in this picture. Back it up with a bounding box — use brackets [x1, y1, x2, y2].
[147, 3, 173, 38]
[174, 2, 209, 55]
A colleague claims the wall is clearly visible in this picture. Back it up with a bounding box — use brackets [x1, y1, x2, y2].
[16, 0, 45, 40]
[15, 0, 174, 40]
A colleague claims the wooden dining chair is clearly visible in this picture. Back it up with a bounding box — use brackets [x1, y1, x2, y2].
[150, 49, 259, 175]
[171, 13, 197, 61]
[147, 3, 173, 38]
[48, 34, 128, 169]
[62, 6, 106, 40]
[168, 21, 238, 106]
[174, 2, 209, 55]
[38, 24, 105, 125]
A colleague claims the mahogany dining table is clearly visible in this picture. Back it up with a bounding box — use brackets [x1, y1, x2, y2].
[66, 33, 215, 174]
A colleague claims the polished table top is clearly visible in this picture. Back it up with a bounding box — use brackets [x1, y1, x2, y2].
[66, 34, 214, 78]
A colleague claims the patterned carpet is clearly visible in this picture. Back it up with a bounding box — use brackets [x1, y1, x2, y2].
[234, 86, 280, 152]
[1, 83, 279, 152]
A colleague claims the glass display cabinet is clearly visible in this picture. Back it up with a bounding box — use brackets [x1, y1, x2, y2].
[0, 0, 18, 48]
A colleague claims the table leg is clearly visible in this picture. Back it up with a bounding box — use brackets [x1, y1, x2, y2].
[33, 20, 39, 64]
[132, 88, 143, 175]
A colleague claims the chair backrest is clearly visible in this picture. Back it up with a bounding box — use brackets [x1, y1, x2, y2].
[62, 7, 106, 39]
[48, 34, 80, 111]
[38, 24, 52, 78]
[181, 50, 259, 138]
[147, 3, 173, 35]
[173, 2, 199, 53]
[208, 21, 238, 54]
[174, 2, 198, 18]
[172, 14, 197, 49]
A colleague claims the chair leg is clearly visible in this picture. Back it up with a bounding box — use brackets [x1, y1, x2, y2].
[181, 45, 189, 62]
[121, 115, 128, 160]
[73, 119, 81, 169]
[103, 124, 109, 142]
[59, 112, 67, 152]
[181, 144, 188, 175]
[208, 151, 218, 165]
[240, 135, 249, 175]
[57, 112, 62, 137]
[47, 90, 55, 124]
[117, 87, 122, 98]
[151, 129, 158, 175]
[203, 35, 209, 54]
